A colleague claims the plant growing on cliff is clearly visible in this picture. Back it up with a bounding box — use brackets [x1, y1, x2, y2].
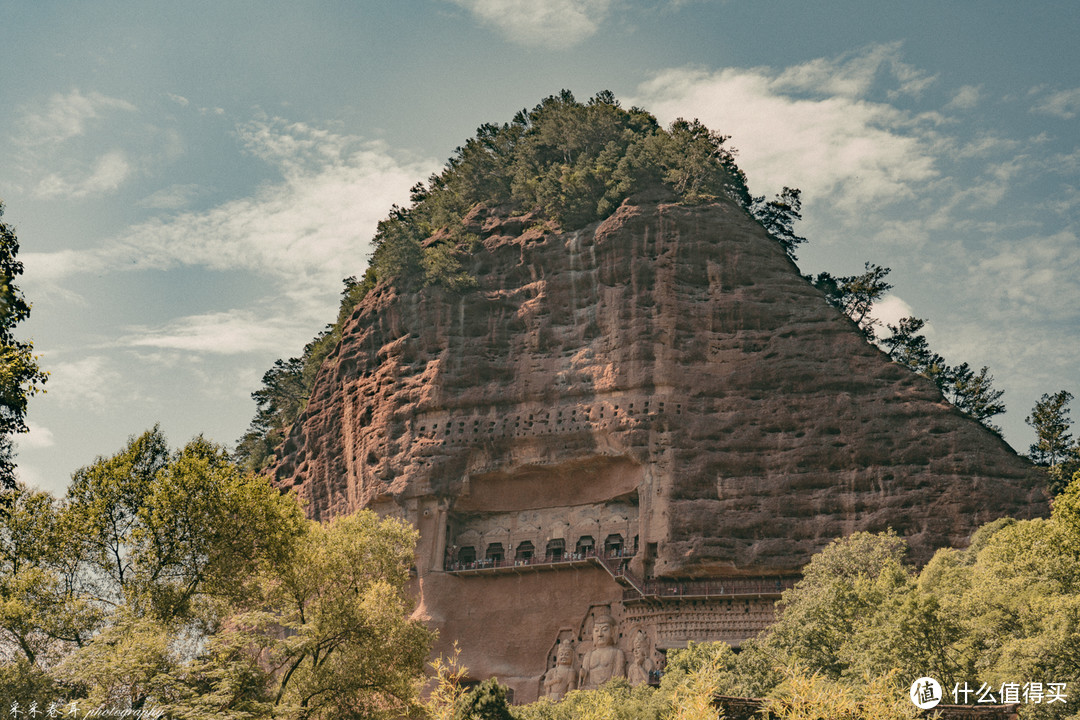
[879, 314, 1006, 433]
[361, 90, 756, 296]
[811, 262, 894, 341]
[751, 187, 806, 262]
[813, 262, 1008, 434]
[236, 278, 365, 473]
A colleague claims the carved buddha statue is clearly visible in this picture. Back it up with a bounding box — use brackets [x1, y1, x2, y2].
[578, 613, 626, 690]
[627, 629, 655, 686]
[542, 641, 577, 700]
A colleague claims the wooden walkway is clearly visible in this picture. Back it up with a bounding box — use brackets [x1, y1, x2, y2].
[446, 551, 798, 601]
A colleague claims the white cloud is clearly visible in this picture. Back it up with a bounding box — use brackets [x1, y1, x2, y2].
[22, 248, 108, 285]
[632, 48, 940, 214]
[45, 356, 124, 408]
[138, 183, 203, 210]
[237, 116, 364, 176]
[872, 294, 916, 330]
[13, 463, 60, 496]
[122, 310, 314, 355]
[12, 89, 184, 200]
[11, 89, 162, 199]
[772, 43, 935, 100]
[946, 85, 981, 110]
[15, 421, 56, 450]
[16, 89, 136, 147]
[27, 117, 437, 293]
[449, 0, 613, 49]
[969, 230, 1080, 322]
[34, 150, 133, 198]
[888, 60, 937, 99]
[1032, 87, 1080, 119]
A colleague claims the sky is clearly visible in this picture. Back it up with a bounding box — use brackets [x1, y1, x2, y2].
[2, 0, 1078, 496]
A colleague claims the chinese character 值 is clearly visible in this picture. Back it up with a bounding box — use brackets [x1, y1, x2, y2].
[916, 679, 939, 704]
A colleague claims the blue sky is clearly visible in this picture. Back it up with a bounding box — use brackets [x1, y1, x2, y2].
[2, 1, 1078, 495]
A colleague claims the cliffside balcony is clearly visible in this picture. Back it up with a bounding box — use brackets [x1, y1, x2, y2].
[445, 547, 632, 576]
[621, 576, 799, 603]
[445, 549, 798, 601]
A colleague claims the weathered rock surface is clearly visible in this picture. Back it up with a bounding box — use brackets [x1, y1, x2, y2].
[272, 194, 1047, 701]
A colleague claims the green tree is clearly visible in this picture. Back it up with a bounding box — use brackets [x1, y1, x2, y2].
[843, 582, 967, 686]
[454, 678, 514, 720]
[65, 427, 170, 603]
[425, 645, 470, 720]
[516, 678, 663, 720]
[1027, 391, 1074, 466]
[812, 262, 893, 340]
[57, 612, 186, 712]
[1026, 391, 1079, 493]
[952, 517, 1080, 720]
[56, 430, 309, 713]
[881, 317, 1006, 432]
[0, 201, 48, 494]
[128, 436, 307, 620]
[752, 187, 806, 261]
[880, 316, 947, 382]
[231, 510, 432, 720]
[161, 510, 432, 720]
[764, 531, 911, 680]
[763, 668, 919, 720]
[0, 484, 100, 668]
[0, 658, 64, 711]
[235, 357, 306, 472]
[0, 428, 431, 718]
[942, 363, 1005, 434]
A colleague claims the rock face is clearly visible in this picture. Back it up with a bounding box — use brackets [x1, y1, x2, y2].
[273, 194, 1047, 702]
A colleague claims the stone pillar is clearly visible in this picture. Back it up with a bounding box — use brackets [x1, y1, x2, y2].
[434, 502, 449, 571]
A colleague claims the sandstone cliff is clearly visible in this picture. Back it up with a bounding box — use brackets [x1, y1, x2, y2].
[271, 192, 1046, 698]
[275, 193, 1044, 568]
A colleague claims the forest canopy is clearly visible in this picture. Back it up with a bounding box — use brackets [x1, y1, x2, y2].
[1, 428, 431, 719]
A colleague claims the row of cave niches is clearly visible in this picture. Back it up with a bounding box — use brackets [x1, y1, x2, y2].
[626, 601, 776, 642]
[450, 533, 630, 567]
[410, 400, 685, 445]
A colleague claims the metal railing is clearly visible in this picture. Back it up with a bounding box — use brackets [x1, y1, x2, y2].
[447, 549, 798, 600]
[632, 577, 797, 599]
[445, 547, 632, 573]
